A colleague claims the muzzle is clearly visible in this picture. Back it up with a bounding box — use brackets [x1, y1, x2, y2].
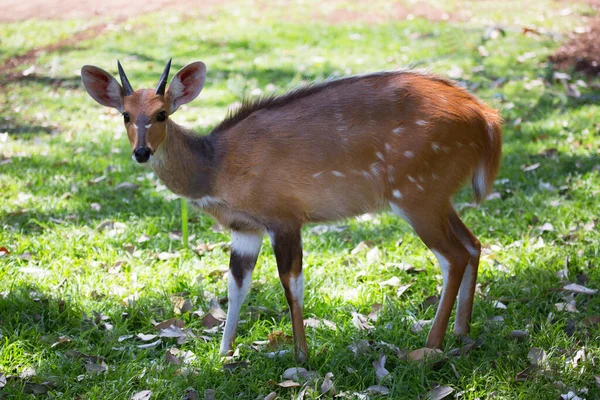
[133, 146, 152, 163]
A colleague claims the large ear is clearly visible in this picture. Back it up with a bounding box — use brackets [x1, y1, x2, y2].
[167, 61, 206, 113]
[81, 65, 124, 111]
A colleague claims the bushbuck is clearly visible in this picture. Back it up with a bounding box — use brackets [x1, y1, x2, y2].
[81, 59, 502, 362]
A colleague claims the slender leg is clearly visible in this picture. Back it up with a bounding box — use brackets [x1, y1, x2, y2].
[270, 228, 309, 362]
[390, 202, 470, 349]
[448, 210, 481, 336]
[219, 230, 263, 356]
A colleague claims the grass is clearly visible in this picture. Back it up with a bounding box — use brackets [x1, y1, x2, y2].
[1, 1, 599, 398]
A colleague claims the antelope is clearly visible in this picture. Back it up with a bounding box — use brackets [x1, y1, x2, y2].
[81, 59, 502, 362]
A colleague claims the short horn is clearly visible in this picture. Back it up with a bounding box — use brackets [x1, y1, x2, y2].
[117, 60, 134, 96]
[155, 58, 172, 96]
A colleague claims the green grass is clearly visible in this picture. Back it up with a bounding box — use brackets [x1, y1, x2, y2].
[1, 1, 599, 399]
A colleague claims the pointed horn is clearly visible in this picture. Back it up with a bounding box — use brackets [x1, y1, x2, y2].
[117, 60, 134, 96]
[155, 58, 172, 96]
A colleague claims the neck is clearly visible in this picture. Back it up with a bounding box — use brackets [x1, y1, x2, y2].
[150, 119, 217, 199]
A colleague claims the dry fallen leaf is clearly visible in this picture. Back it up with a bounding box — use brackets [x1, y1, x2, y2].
[304, 317, 337, 331]
[396, 283, 412, 297]
[23, 382, 56, 395]
[425, 385, 454, 400]
[131, 390, 152, 400]
[264, 392, 277, 400]
[183, 387, 200, 400]
[352, 311, 374, 331]
[282, 367, 318, 382]
[373, 355, 389, 382]
[277, 380, 300, 388]
[368, 303, 383, 321]
[137, 234, 150, 243]
[563, 283, 597, 295]
[509, 330, 528, 340]
[560, 391, 584, 400]
[515, 364, 537, 381]
[408, 348, 443, 361]
[222, 360, 249, 372]
[85, 360, 108, 374]
[528, 347, 547, 366]
[115, 182, 140, 191]
[137, 339, 162, 349]
[137, 333, 158, 341]
[153, 318, 185, 330]
[366, 247, 380, 264]
[555, 301, 578, 313]
[351, 241, 373, 255]
[378, 276, 401, 287]
[583, 316, 600, 327]
[267, 330, 293, 350]
[321, 372, 335, 395]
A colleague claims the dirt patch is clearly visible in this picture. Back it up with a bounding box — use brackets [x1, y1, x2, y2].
[549, 16, 600, 76]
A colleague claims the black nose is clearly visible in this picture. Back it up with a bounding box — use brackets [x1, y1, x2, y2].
[133, 147, 151, 163]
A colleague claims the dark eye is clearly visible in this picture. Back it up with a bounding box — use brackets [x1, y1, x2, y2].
[123, 112, 130, 123]
[156, 110, 167, 122]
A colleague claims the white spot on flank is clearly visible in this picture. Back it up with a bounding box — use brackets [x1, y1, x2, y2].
[417, 184, 425, 191]
[418, 175, 424, 182]
[289, 271, 304, 307]
[145, 124, 151, 129]
[392, 189, 402, 199]
[362, 170, 371, 178]
[376, 152, 385, 161]
[404, 151, 414, 158]
[370, 163, 380, 176]
[385, 143, 392, 152]
[387, 165, 395, 175]
[432, 142, 440, 152]
[388, 175, 395, 183]
[415, 120, 427, 126]
[392, 126, 404, 134]
[440, 95, 447, 103]
[432, 173, 440, 180]
[408, 175, 416, 183]
[312, 171, 324, 178]
[456, 142, 464, 148]
[332, 170, 345, 177]
[231, 231, 263, 258]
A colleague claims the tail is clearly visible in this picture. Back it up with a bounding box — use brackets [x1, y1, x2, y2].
[472, 110, 502, 204]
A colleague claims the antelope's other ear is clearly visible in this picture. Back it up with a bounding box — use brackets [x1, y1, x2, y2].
[81, 65, 124, 111]
[167, 61, 206, 113]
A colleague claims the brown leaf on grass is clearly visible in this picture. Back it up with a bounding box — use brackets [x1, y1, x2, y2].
[208, 266, 229, 279]
[555, 301, 578, 313]
[563, 283, 597, 295]
[368, 303, 383, 321]
[373, 355, 389, 382]
[425, 386, 454, 400]
[65, 350, 104, 364]
[23, 381, 56, 394]
[421, 296, 439, 310]
[408, 348, 443, 361]
[267, 330, 293, 350]
[153, 318, 185, 330]
[84, 360, 108, 374]
[583, 316, 600, 327]
[0, 247, 10, 256]
[131, 390, 152, 400]
[448, 342, 476, 357]
[201, 307, 226, 328]
[352, 311, 374, 331]
[320, 372, 335, 395]
[515, 364, 537, 381]
[304, 317, 337, 331]
[50, 335, 71, 348]
[183, 388, 200, 400]
[277, 380, 300, 388]
[528, 347, 547, 366]
[347, 339, 371, 355]
[350, 240, 373, 255]
[171, 296, 193, 315]
[282, 367, 319, 382]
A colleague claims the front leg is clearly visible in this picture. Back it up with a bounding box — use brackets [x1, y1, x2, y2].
[270, 228, 309, 363]
[219, 230, 263, 356]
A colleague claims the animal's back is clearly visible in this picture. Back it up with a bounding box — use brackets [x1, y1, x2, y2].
[212, 71, 502, 223]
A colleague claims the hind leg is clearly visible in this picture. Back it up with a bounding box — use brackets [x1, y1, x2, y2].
[447, 210, 481, 336]
[390, 202, 470, 348]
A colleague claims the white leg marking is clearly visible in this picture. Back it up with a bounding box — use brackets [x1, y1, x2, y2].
[231, 231, 263, 258]
[431, 250, 450, 322]
[455, 240, 479, 331]
[289, 271, 304, 307]
[220, 270, 253, 355]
